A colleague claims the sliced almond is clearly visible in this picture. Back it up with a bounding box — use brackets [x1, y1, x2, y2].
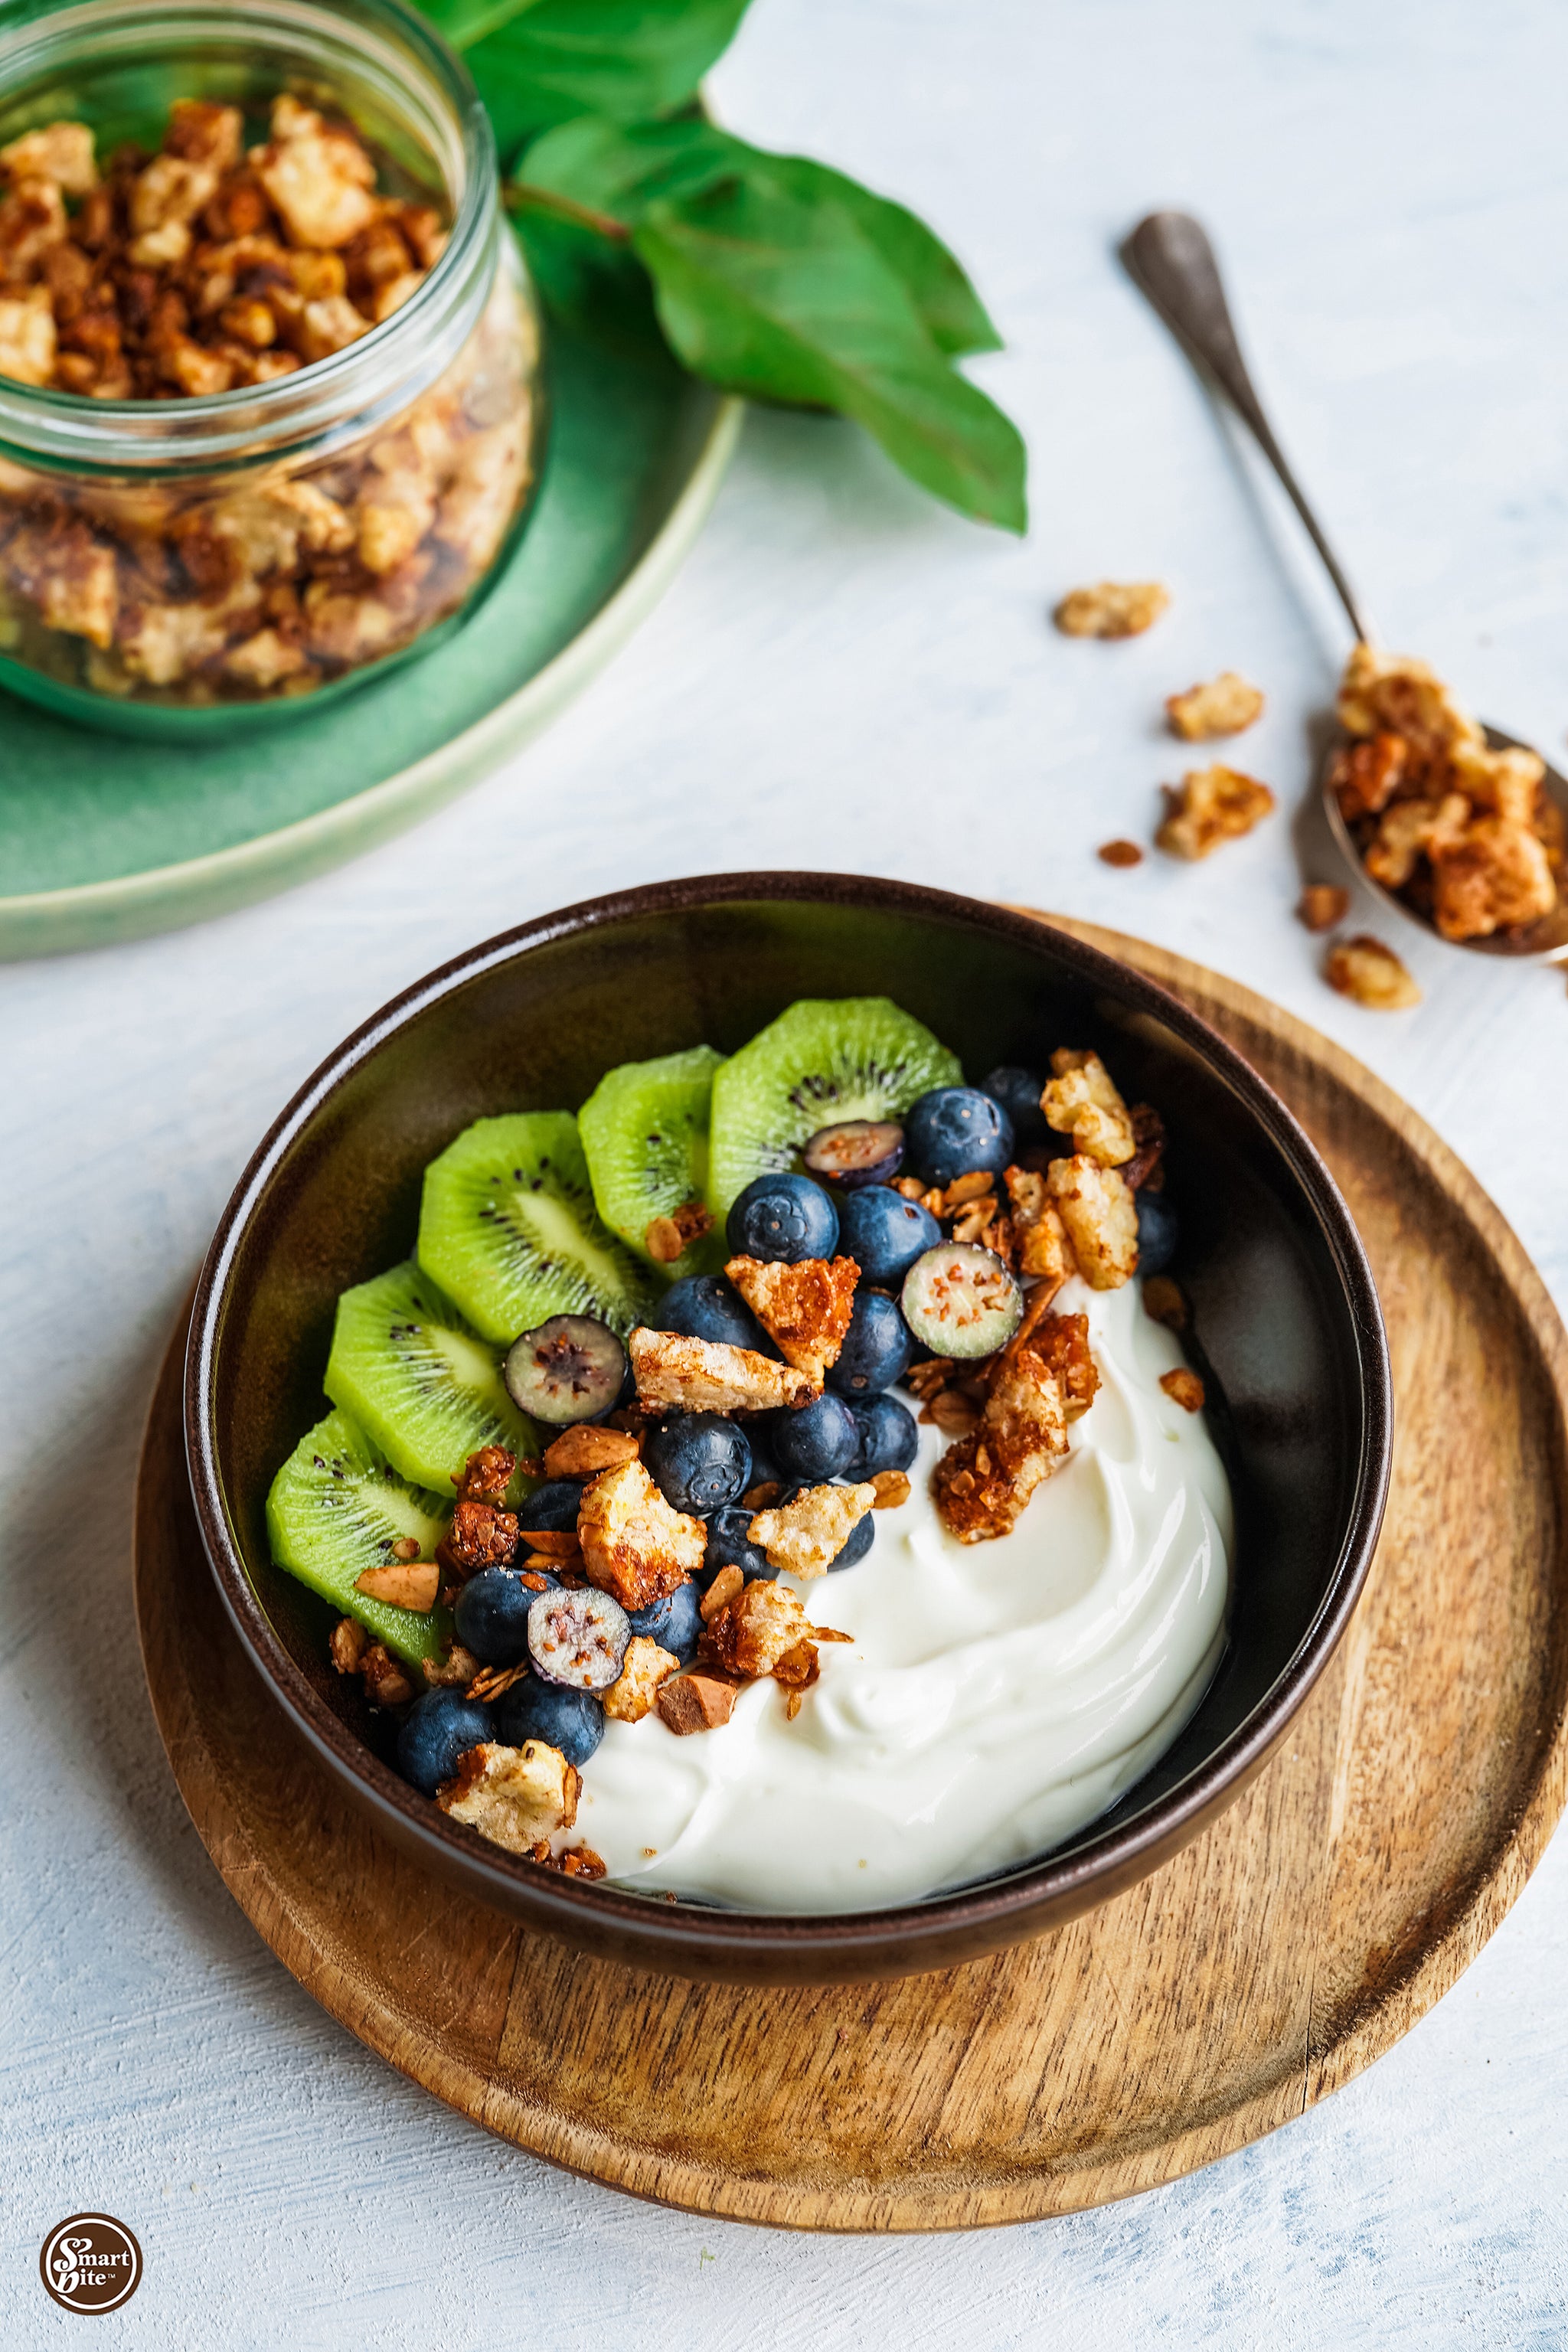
[353, 1560, 438, 1612]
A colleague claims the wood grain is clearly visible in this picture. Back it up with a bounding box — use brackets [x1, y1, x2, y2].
[133, 917, 1568, 2231]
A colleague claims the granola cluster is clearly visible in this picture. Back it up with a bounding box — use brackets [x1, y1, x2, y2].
[1330, 643, 1563, 942]
[0, 99, 535, 704]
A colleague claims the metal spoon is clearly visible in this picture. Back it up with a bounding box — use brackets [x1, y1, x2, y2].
[1120, 208, 1568, 963]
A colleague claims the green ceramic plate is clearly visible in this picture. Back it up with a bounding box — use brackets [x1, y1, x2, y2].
[0, 331, 740, 959]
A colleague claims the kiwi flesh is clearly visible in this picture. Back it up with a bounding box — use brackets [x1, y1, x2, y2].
[579, 1044, 726, 1280]
[266, 1407, 455, 1665]
[324, 1261, 538, 1498]
[417, 1111, 655, 1344]
[707, 998, 963, 1219]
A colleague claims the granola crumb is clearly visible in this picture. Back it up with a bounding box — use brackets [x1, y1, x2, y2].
[1098, 838, 1145, 868]
[1160, 1367, 1206, 1413]
[656, 1668, 743, 1736]
[1054, 580, 1170, 639]
[1165, 671, 1265, 741]
[1298, 884, 1351, 934]
[421, 1642, 480, 1689]
[359, 1642, 415, 1707]
[1156, 765, 1276, 860]
[645, 1200, 714, 1264]
[1325, 933, 1423, 1011]
[868, 1469, 911, 1510]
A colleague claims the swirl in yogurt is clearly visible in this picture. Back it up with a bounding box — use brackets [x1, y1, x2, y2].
[577, 1274, 1233, 1913]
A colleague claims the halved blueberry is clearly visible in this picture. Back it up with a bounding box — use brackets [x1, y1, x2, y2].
[653, 1272, 778, 1355]
[504, 1315, 627, 1426]
[846, 1393, 919, 1478]
[527, 1585, 630, 1690]
[494, 1677, 604, 1767]
[515, 1478, 583, 1534]
[1135, 1190, 1179, 1276]
[644, 1412, 752, 1516]
[397, 1688, 493, 1797]
[627, 1576, 704, 1661]
[455, 1566, 550, 1665]
[701, 1504, 776, 1586]
[905, 1086, 1014, 1187]
[802, 1119, 905, 1190]
[982, 1065, 1048, 1145]
[828, 1289, 913, 1397]
[770, 1391, 859, 1482]
[901, 1243, 1023, 1357]
[829, 1512, 875, 1573]
[725, 1171, 839, 1263]
[836, 1186, 941, 1286]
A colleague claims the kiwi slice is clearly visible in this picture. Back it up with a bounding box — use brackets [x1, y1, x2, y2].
[579, 1044, 727, 1279]
[707, 998, 963, 1218]
[323, 1261, 538, 1498]
[266, 1407, 455, 1666]
[417, 1111, 655, 1344]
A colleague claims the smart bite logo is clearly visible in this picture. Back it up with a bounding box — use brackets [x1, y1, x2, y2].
[38, 2216, 142, 2314]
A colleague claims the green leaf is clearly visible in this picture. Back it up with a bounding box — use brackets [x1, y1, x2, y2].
[416, 0, 543, 51]
[523, 116, 999, 354]
[519, 119, 1023, 526]
[635, 177, 1026, 531]
[464, 0, 753, 164]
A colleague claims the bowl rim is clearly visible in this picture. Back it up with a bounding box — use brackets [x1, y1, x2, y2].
[185, 871, 1393, 1968]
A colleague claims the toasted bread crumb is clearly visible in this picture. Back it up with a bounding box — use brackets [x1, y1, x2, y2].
[629, 1326, 818, 1413]
[577, 1457, 706, 1611]
[602, 1634, 680, 1723]
[749, 1481, 877, 1579]
[1044, 1154, 1138, 1289]
[724, 1255, 859, 1382]
[1160, 1367, 1206, 1413]
[1166, 671, 1265, 740]
[1054, 580, 1170, 639]
[1298, 884, 1351, 934]
[1325, 934, 1422, 1010]
[1157, 765, 1276, 860]
[437, 1740, 580, 1851]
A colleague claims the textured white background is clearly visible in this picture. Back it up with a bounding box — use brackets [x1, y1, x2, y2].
[5, 0, 1568, 2341]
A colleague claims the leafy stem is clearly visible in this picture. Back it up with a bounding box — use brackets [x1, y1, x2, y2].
[502, 180, 632, 244]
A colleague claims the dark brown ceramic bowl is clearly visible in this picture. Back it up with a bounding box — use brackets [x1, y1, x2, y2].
[186, 874, 1390, 1984]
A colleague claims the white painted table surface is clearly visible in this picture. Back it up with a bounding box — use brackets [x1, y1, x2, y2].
[5, 0, 1568, 2341]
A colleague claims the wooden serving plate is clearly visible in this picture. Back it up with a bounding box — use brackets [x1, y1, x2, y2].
[134, 917, 1568, 2231]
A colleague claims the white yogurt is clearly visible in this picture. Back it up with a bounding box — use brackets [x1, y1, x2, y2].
[577, 1276, 1233, 1913]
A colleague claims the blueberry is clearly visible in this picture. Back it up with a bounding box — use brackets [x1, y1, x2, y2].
[982, 1065, 1047, 1145]
[528, 1584, 630, 1690]
[726, 1171, 839, 1264]
[504, 1315, 627, 1426]
[397, 1688, 493, 1797]
[905, 1086, 1014, 1187]
[829, 1289, 913, 1397]
[644, 1412, 752, 1516]
[846, 1393, 919, 1478]
[628, 1576, 704, 1661]
[835, 1186, 941, 1286]
[701, 1504, 776, 1586]
[454, 1566, 543, 1665]
[516, 1478, 583, 1534]
[770, 1391, 858, 1482]
[493, 1677, 604, 1767]
[1135, 1190, 1179, 1276]
[830, 1511, 876, 1573]
[654, 1272, 777, 1355]
[802, 1119, 904, 1189]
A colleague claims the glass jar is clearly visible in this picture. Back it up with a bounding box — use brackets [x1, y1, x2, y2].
[0, 0, 544, 736]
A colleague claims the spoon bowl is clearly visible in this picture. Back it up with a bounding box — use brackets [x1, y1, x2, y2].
[1321, 724, 1568, 964]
